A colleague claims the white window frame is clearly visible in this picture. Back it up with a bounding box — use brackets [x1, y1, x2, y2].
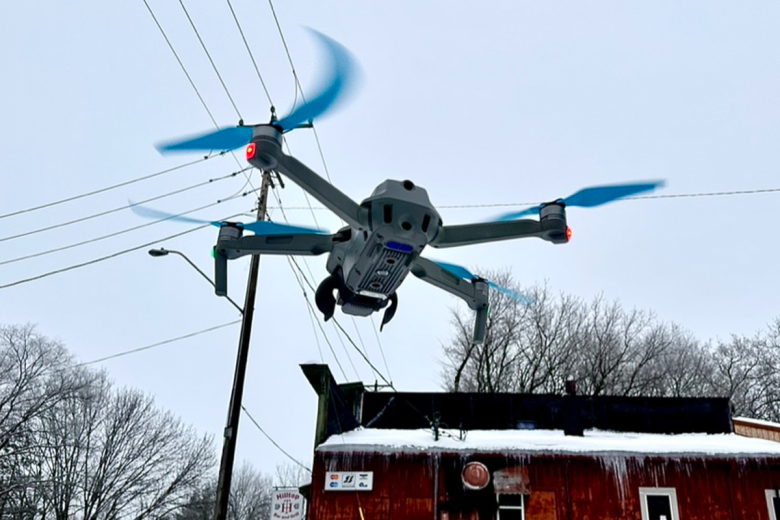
[496, 494, 525, 520]
[767, 489, 780, 520]
[639, 487, 680, 520]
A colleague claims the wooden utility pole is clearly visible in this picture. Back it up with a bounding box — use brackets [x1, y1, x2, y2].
[213, 170, 272, 520]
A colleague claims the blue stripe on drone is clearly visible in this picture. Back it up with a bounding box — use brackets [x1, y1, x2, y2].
[386, 241, 414, 253]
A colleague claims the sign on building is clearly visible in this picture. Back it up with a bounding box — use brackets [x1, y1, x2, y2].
[270, 490, 304, 520]
[325, 471, 374, 491]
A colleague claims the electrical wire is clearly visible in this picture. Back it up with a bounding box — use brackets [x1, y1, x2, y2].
[369, 316, 393, 385]
[142, 0, 256, 192]
[142, 0, 219, 127]
[0, 196, 252, 267]
[0, 168, 249, 243]
[241, 405, 312, 472]
[0, 156, 216, 221]
[0, 204, 251, 290]
[264, 184, 780, 212]
[75, 321, 241, 367]
[285, 253, 393, 388]
[177, 0, 242, 120]
[269, 188, 365, 381]
[71, 321, 309, 475]
[224, 0, 273, 106]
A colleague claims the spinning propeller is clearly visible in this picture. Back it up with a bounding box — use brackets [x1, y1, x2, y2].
[434, 261, 533, 305]
[156, 28, 358, 154]
[495, 181, 665, 221]
[130, 204, 326, 236]
[139, 27, 667, 345]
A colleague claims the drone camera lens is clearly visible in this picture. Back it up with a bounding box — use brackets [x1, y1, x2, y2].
[401, 221, 412, 231]
[402, 180, 415, 191]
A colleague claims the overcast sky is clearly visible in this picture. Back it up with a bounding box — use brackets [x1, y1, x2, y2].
[2, 1, 779, 473]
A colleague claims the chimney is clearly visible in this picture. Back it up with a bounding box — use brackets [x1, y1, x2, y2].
[563, 379, 584, 436]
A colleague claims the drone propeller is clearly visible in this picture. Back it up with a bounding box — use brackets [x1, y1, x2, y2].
[495, 180, 665, 221]
[129, 204, 327, 236]
[156, 29, 358, 153]
[434, 261, 533, 305]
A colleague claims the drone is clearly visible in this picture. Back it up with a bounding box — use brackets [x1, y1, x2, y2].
[136, 30, 663, 345]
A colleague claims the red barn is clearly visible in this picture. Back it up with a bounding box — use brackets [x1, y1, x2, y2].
[300, 364, 780, 520]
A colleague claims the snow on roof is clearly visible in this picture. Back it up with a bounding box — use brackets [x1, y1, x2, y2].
[733, 416, 780, 429]
[318, 428, 780, 458]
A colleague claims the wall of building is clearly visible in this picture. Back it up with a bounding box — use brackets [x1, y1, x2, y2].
[734, 419, 780, 443]
[308, 450, 780, 520]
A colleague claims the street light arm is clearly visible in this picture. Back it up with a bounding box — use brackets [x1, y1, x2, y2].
[149, 248, 244, 314]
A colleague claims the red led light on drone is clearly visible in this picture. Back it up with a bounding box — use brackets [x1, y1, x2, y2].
[566, 227, 573, 240]
[245, 143, 256, 161]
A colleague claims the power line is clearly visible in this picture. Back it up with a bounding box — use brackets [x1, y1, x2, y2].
[0, 168, 249, 243]
[241, 405, 311, 472]
[0, 197, 250, 267]
[285, 252, 393, 388]
[142, 0, 256, 193]
[75, 321, 241, 367]
[369, 316, 393, 384]
[71, 322, 311, 476]
[264, 184, 780, 212]
[0, 203, 251, 291]
[142, 0, 219, 127]
[0, 156, 215, 221]
[269, 188, 358, 381]
[265, 5, 389, 384]
[177, 0, 242, 120]
[224, 0, 273, 106]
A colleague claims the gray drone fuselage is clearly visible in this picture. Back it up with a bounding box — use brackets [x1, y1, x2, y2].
[326, 179, 440, 316]
[213, 124, 568, 342]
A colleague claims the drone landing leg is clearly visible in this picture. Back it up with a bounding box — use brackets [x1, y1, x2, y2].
[410, 257, 490, 344]
[380, 292, 398, 331]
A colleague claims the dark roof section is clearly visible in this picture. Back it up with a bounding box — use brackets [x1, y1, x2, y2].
[361, 392, 733, 435]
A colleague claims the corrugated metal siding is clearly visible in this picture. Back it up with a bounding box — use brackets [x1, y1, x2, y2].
[309, 450, 780, 520]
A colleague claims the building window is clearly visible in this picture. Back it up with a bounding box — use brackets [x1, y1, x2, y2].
[639, 488, 680, 520]
[496, 494, 526, 520]
[767, 489, 780, 520]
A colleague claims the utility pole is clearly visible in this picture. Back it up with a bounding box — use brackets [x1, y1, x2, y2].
[213, 170, 272, 520]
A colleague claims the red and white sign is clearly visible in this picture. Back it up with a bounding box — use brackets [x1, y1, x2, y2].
[271, 490, 304, 520]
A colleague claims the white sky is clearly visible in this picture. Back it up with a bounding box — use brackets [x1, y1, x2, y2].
[1, 1, 779, 473]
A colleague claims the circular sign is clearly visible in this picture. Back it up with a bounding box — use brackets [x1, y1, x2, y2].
[462, 461, 490, 490]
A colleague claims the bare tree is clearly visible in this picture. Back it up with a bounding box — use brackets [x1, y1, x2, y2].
[174, 463, 275, 520]
[274, 462, 310, 488]
[440, 271, 780, 423]
[0, 324, 89, 519]
[0, 324, 216, 520]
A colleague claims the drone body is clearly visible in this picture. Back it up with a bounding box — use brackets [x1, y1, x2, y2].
[140, 30, 663, 344]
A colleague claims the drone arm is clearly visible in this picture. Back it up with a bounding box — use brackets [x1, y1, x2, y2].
[410, 257, 481, 307]
[275, 154, 365, 229]
[430, 218, 567, 248]
[411, 257, 490, 344]
[213, 233, 337, 296]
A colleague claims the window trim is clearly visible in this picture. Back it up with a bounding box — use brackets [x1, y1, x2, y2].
[767, 489, 780, 520]
[496, 493, 526, 520]
[638, 487, 680, 520]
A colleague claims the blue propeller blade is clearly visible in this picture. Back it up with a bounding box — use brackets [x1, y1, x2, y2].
[240, 220, 327, 236]
[275, 29, 359, 132]
[155, 29, 358, 154]
[434, 261, 533, 305]
[496, 180, 665, 221]
[129, 204, 327, 235]
[156, 126, 254, 154]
